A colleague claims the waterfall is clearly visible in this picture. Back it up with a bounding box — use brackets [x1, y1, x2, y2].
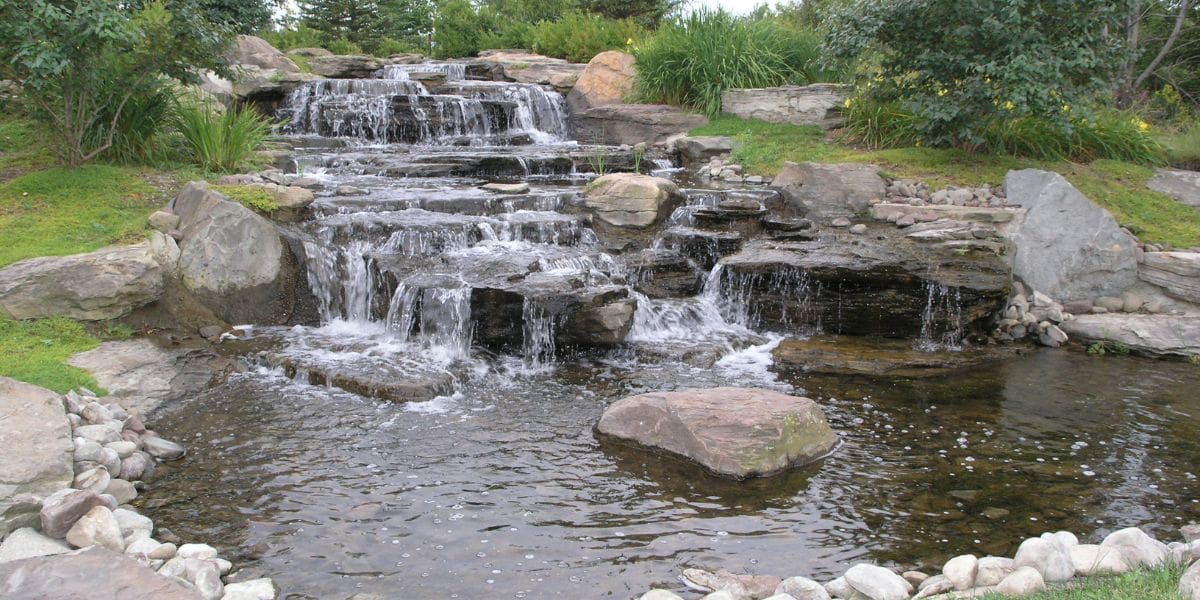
[915, 281, 964, 351]
[522, 299, 558, 368]
[378, 63, 468, 81]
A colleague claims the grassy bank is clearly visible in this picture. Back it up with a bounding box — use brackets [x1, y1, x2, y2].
[0, 316, 101, 393]
[981, 564, 1185, 600]
[690, 116, 1200, 248]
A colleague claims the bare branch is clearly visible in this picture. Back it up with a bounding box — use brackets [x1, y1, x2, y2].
[1134, 0, 1193, 90]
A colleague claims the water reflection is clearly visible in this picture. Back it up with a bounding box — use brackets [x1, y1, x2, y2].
[142, 349, 1200, 598]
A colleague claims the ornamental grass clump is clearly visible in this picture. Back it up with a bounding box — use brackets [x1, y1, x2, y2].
[634, 9, 832, 117]
[172, 101, 271, 172]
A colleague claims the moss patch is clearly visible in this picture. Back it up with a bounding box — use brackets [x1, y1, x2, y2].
[211, 184, 279, 214]
[0, 315, 101, 393]
[690, 116, 1200, 247]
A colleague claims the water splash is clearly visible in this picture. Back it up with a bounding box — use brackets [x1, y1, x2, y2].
[915, 281, 964, 351]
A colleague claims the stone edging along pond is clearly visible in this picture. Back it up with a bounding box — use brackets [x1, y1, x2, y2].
[0, 377, 276, 600]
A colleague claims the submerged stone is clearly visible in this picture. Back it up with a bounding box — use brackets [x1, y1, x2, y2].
[597, 387, 837, 479]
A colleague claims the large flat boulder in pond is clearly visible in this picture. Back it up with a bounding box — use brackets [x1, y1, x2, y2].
[772, 161, 886, 221]
[0, 378, 73, 536]
[596, 387, 838, 479]
[573, 104, 708, 146]
[0, 546, 201, 599]
[0, 239, 166, 321]
[1004, 169, 1138, 302]
[170, 182, 302, 325]
[567, 51, 636, 113]
[721, 84, 849, 128]
[1059, 314, 1200, 357]
[772, 336, 1005, 378]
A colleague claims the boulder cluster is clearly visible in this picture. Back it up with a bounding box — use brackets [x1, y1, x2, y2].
[639, 525, 1200, 600]
[0, 386, 275, 600]
[991, 283, 1071, 347]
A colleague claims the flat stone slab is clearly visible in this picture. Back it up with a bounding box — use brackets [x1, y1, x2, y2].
[68, 339, 231, 416]
[1139, 251, 1200, 304]
[596, 387, 838, 479]
[772, 336, 1004, 378]
[1147, 168, 1200, 207]
[0, 546, 201, 599]
[0, 378, 73, 537]
[870, 203, 1020, 224]
[1059, 314, 1200, 357]
[0, 528, 71, 564]
[721, 84, 848, 128]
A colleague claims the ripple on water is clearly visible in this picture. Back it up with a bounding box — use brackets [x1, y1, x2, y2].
[141, 349, 1200, 598]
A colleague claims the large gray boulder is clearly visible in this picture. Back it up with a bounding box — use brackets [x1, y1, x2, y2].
[721, 84, 849, 129]
[228, 35, 298, 73]
[567, 51, 636, 113]
[1183, 560, 1200, 600]
[306, 54, 382, 78]
[1139, 251, 1200, 304]
[583, 174, 684, 228]
[1147, 168, 1200, 208]
[170, 182, 298, 325]
[772, 161, 886, 221]
[0, 241, 165, 321]
[0, 378, 73, 537]
[573, 104, 709, 146]
[596, 387, 838, 479]
[1059, 314, 1200, 357]
[0, 546, 201, 599]
[1004, 169, 1138, 302]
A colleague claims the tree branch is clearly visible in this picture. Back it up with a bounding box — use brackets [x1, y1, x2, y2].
[1134, 0, 1192, 90]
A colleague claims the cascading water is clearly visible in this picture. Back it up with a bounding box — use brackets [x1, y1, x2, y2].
[915, 281, 965, 350]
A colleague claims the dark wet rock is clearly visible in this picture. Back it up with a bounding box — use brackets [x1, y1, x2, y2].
[772, 336, 1004, 378]
[566, 51, 635, 113]
[717, 234, 1010, 339]
[597, 387, 837, 479]
[626, 250, 703, 298]
[573, 104, 709, 146]
[772, 162, 886, 221]
[1059, 314, 1200, 357]
[0, 378, 73, 536]
[1005, 169, 1138, 302]
[307, 55, 382, 78]
[721, 84, 849, 129]
[0, 546, 201, 599]
[661, 227, 743, 270]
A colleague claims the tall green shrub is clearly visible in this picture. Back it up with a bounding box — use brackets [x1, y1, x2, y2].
[634, 9, 832, 117]
[172, 102, 270, 172]
[530, 11, 644, 63]
[433, 0, 483, 58]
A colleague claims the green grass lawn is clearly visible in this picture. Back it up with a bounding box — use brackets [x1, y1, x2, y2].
[0, 315, 101, 393]
[690, 116, 1200, 248]
[981, 565, 1185, 600]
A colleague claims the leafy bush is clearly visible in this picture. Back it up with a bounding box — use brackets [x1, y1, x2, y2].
[172, 102, 271, 172]
[87, 82, 175, 165]
[325, 38, 363, 55]
[634, 9, 833, 117]
[530, 11, 644, 63]
[825, 0, 1126, 149]
[260, 24, 324, 51]
[842, 95, 1164, 164]
[374, 37, 421, 57]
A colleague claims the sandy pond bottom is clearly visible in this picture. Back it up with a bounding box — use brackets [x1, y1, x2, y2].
[141, 345, 1200, 599]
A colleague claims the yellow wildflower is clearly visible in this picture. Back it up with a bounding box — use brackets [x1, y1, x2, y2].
[844, 98, 853, 108]
[1061, 104, 1071, 113]
[1133, 118, 1150, 132]
[937, 88, 948, 97]
[1002, 100, 1015, 111]
[626, 38, 634, 46]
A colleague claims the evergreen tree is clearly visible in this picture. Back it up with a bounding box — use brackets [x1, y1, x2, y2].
[299, 0, 381, 46]
[201, 0, 278, 33]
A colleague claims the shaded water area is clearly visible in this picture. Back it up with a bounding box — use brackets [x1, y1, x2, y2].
[142, 62, 1200, 598]
[145, 350, 1200, 599]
